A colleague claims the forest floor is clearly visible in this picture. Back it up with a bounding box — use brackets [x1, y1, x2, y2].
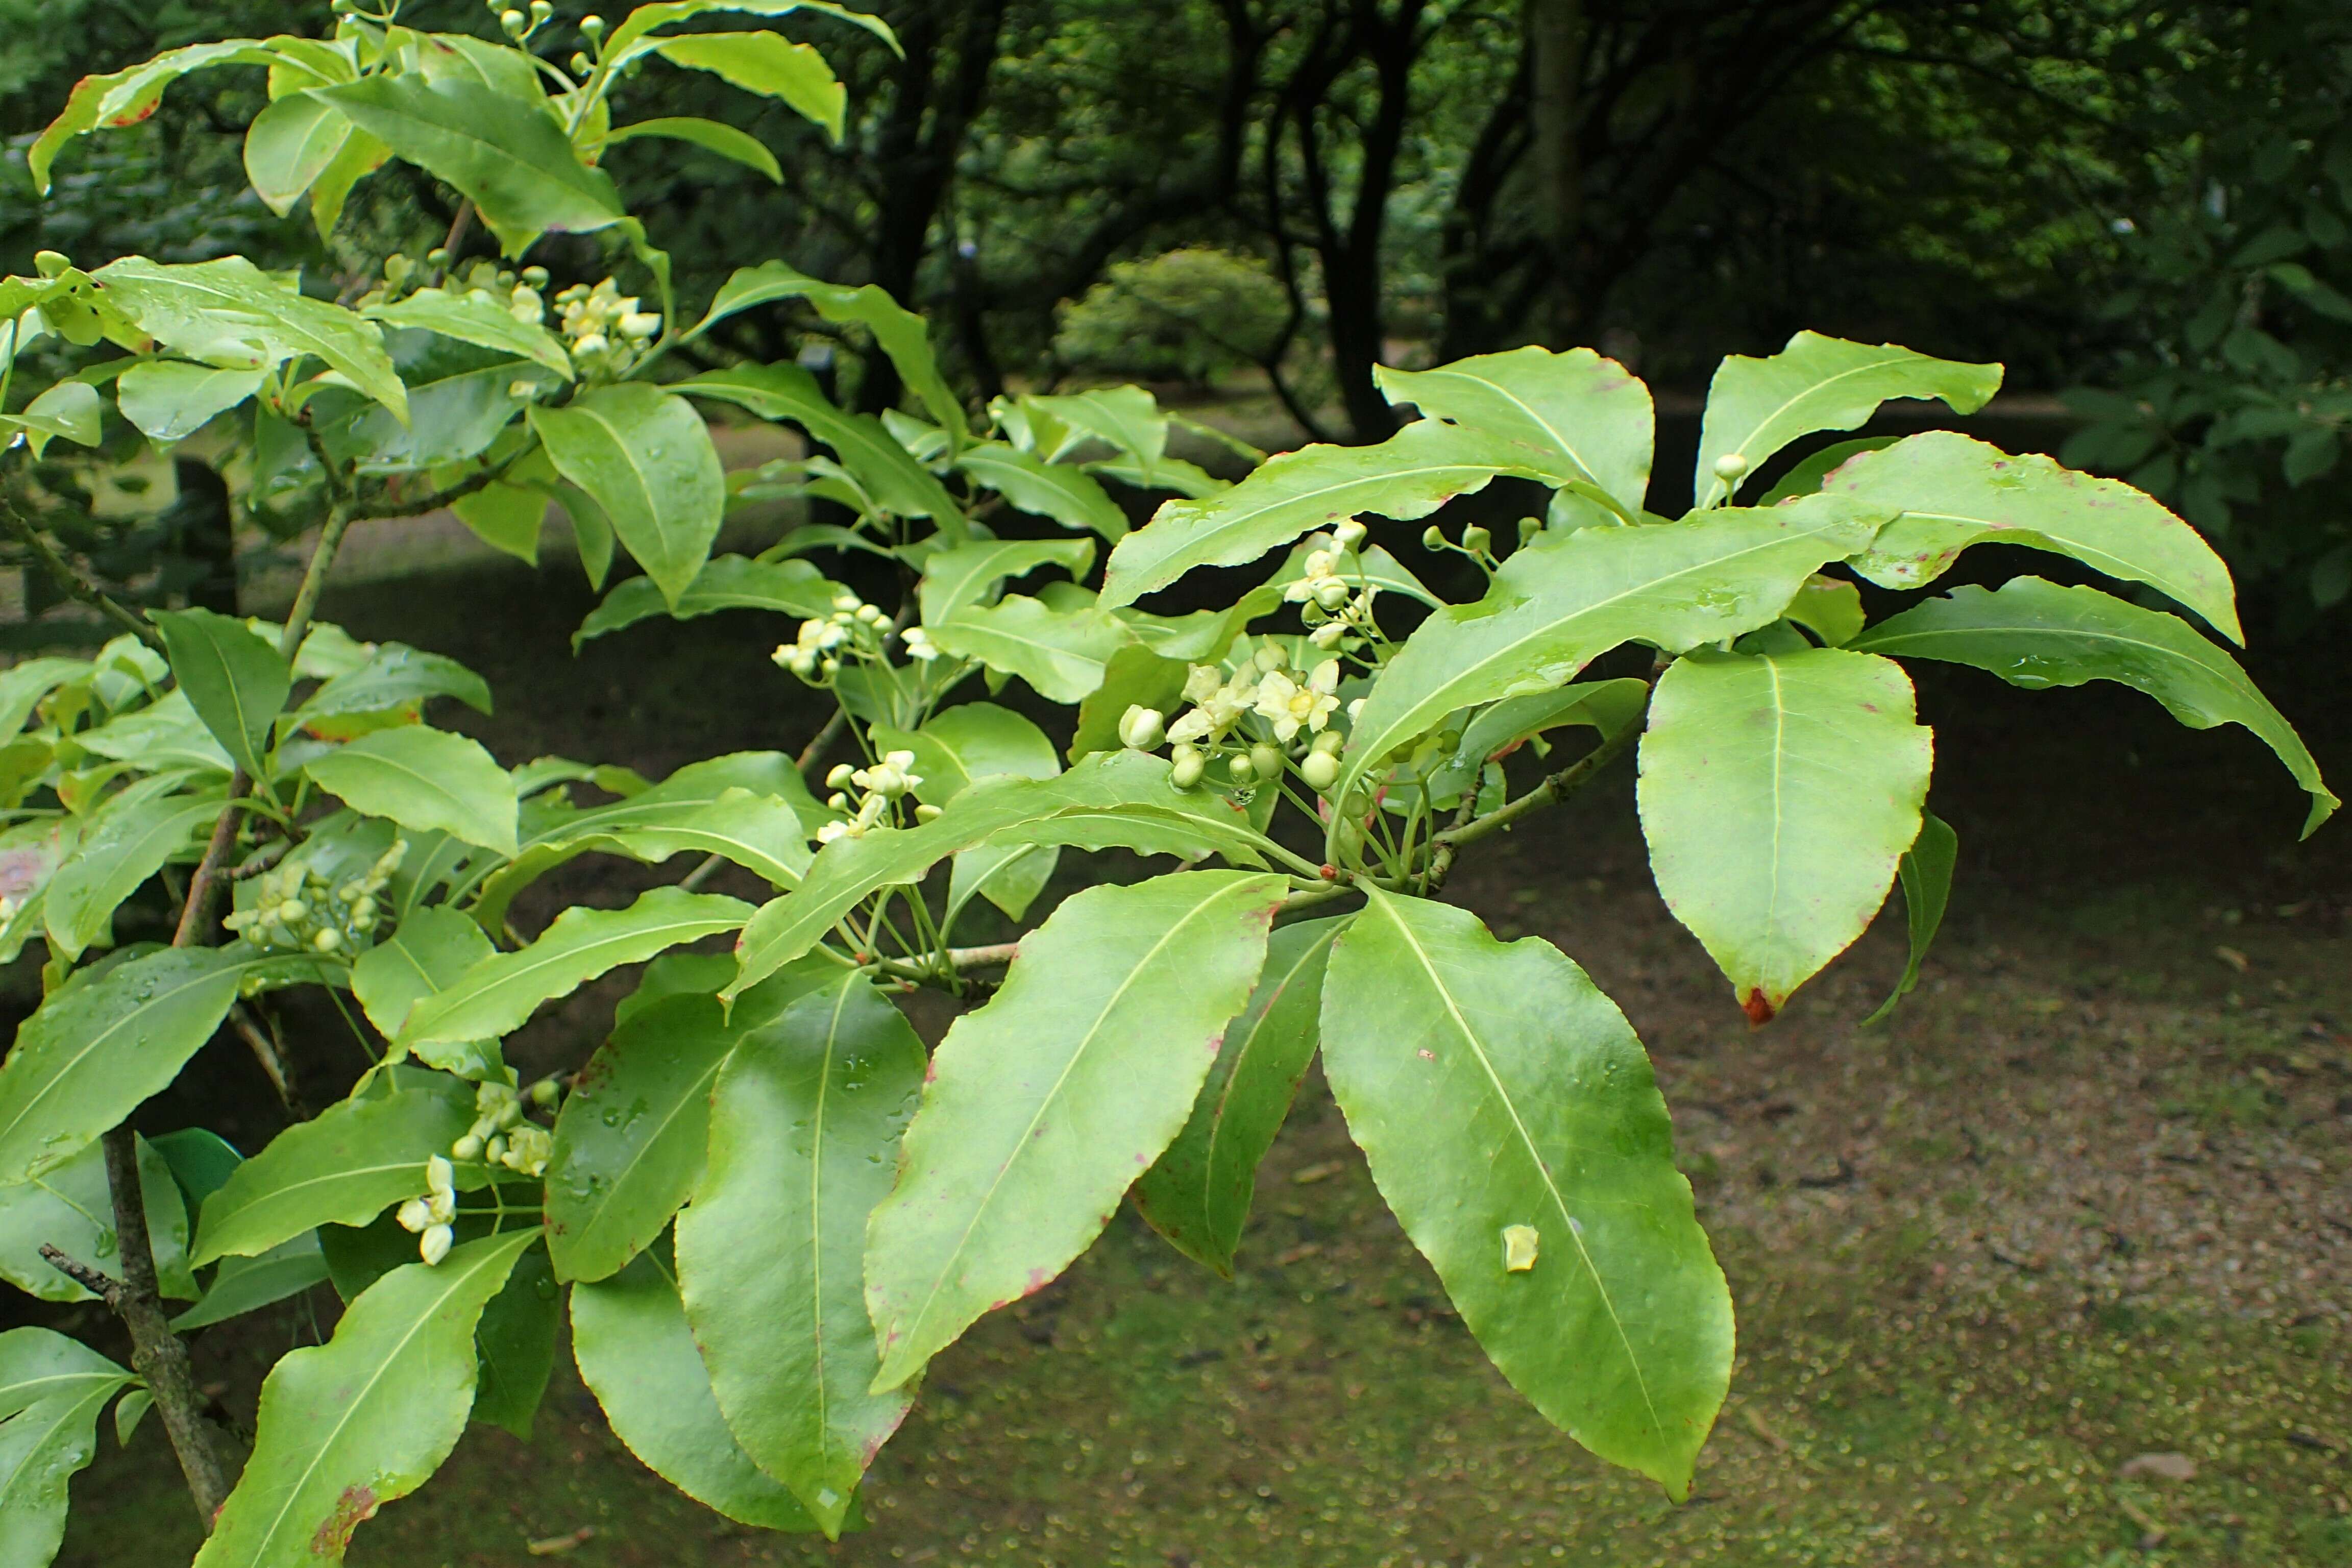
[38, 522, 2352, 1568]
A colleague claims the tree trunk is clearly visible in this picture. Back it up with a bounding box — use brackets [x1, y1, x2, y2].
[1526, 0, 1583, 343]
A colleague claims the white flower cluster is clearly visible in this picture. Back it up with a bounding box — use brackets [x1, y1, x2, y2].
[819, 751, 941, 843]
[397, 1154, 459, 1266]
[397, 1080, 560, 1266]
[1121, 639, 1349, 794]
[553, 278, 660, 374]
[224, 840, 405, 956]
[1285, 518, 1378, 652]
[774, 592, 917, 683]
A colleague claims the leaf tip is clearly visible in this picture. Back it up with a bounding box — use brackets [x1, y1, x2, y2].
[1739, 988, 1776, 1027]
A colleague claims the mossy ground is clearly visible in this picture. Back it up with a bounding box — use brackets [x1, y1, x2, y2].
[38, 538, 2352, 1567]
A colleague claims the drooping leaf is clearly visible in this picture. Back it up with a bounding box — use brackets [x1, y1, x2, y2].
[1849, 576, 2335, 835]
[574, 555, 840, 647]
[192, 1076, 477, 1265]
[115, 361, 266, 443]
[602, 0, 899, 58]
[679, 364, 961, 522]
[304, 726, 520, 856]
[172, 1233, 332, 1330]
[688, 262, 965, 442]
[30, 39, 287, 192]
[530, 385, 725, 608]
[678, 973, 924, 1535]
[1342, 492, 1889, 793]
[865, 870, 1285, 1388]
[1834, 432, 2244, 644]
[0, 1136, 194, 1303]
[41, 783, 222, 961]
[1319, 890, 1732, 1497]
[604, 116, 782, 182]
[193, 1229, 538, 1567]
[153, 606, 289, 779]
[570, 1256, 821, 1532]
[1100, 420, 1543, 609]
[471, 1239, 558, 1438]
[650, 32, 844, 137]
[0, 1329, 130, 1420]
[1863, 811, 1957, 1025]
[362, 288, 572, 376]
[451, 481, 547, 564]
[917, 539, 1096, 628]
[320, 75, 624, 256]
[1132, 916, 1346, 1277]
[926, 595, 1129, 703]
[954, 444, 1126, 538]
[1636, 647, 1933, 1019]
[1692, 331, 2001, 507]
[397, 888, 753, 1056]
[1375, 346, 1654, 514]
[1, 383, 101, 457]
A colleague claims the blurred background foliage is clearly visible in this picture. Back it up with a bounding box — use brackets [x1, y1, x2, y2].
[4, 0, 2350, 626]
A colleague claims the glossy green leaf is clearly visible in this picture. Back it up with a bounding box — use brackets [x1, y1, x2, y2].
[653, 32, 843, 137]
[1343, 493, 1888, 792]
[603, 0, 899, 57]
[954, 444, 1126, 538]
[1850, 576, 2335, 835]
[570, 1257, 821, 1532]
[90, 256, 406, 422]
[30, 39, 286, 191]
[865, 870, 1285, 1388]
[927, 595, 1129, 703]
[678, 973, 924, 1535]
[1637, 647, 1933, 1019]
[872, 703, 1059, 806]
[173, 1233, 331, 1330]
[295, 643, 493, 726]
[320, 75, 623, 256]
[472, 1240, 557, 1438]
[42, 783, 221, 961]
[1863, 811, 1957, 1026]
[1376, 345, 1654, 514]
[115, 361, 266, 443]
[1100, 420, 1541, 609]
[681, 365, 961, 521]
[1783, 574, 1866, 647]
[0, 946, 278, 1184]
[0, 1330, 129, 1419]
[1693, 331, 2001, 507]
[1320, 890, 1731, 1496]
[1836, 433, 2244, 644]
[193, 1229, 538, 1567]
[0, 660, 89, 739]
[605, 116, 782, 182]
[193, 1077, 476, 1265]
[688, 262, 965, 441]
[1, 383, 101, 457]
[351, 908, 499, 1077]
[148, 1126, 243, 1210]
[575, 555, 840, 647]
[306, 124, 389, 238]
[305, 726, 520, 856]
[0, 1331, 132, 1568]
[398, 888, 753, 1056]
[0, 1136, 194, 1303]
[917, 540, 1095, 628]
[1755, 436, 1897, 506]
[1023, 385, 1166, 468]
[451, 481, 547, 564]
[530, 385, 725, 608]
[362, 288, 572, 376]
[945, 841, 1058, 922]
[153, 606, 288, 779]
[1132, 916, 1345, 1277]
[242, 90, 352, 215]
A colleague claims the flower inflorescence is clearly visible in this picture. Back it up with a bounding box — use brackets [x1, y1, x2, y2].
[224, 840, 405, 957]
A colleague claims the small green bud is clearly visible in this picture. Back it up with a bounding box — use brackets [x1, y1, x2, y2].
[1312, 578, 1350, 611]
[452, 1133, 485, 1161]
[530, 0, 553, 18]
[1518, 515, 1541, 546]
[570, 50, 593, 72]
[826, 762, 856, 790]
[1333, 518, 1367, 551]
[1117, 705, 1164, 751]
[278, 898, 307, 923]
[1248, 743, 1284, 782]
[500, 8, 526, 34]
[1421, 524, 1445, 551]
[1712, 452, 1750, 481]
[530, 1077, 560, 1109]
[1299, 750, 1339, 792]
[1170, 744, 1206, 789]
[311, 927, 341, 952]
[1311, 729, 1344, 756]
[496, 1097, 524, 1129]
[581, 12, 605, 35]
[914, 802, 944, 823]
[1228, 752, 1257, 785]
[1462, 524, 1492, 554]
[484, 1135, 507, 1165]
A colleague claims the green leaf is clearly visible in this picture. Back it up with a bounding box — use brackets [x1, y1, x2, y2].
[306, 125, 389, 238]
[361, 288, 572, 377]
[1343, 493, 1889, 792]
[1132, 915, 1345, 1277]
[319, 75, 624, 257]
[0, 1136, 194, 1303]
[0, 1329, 129, 1419]
[927, 595, 1129, 703]
[351, 908, 499, 1077]
[1375, 346, 1654, 514]
[1422, 678, 1649, 810]
[727, 751, 1267, 999]
[1320, 890, 1731, 1496]
[678, 973, 924, 1535]
[153, 606, 289, 780]
[689, 263, 966, 442]
[945, 841, 1058, 922]
[1101, 420, 1540, 609]
[172, 1233, 332, 1330]
[1069, 645, 1191, 761]
[604, 0, 899, 57]
[570, 1256, 820, 1532]
[1782, 573, 1866, 647]
[295, 643, 493, 726]
[29, 38, 287, 191]
[1755, 436, 1897, 506]
[75, 690, 233, 776]
[680, 364, 962, 522]
[545, 964, 830, 1283]
[605, 116, 782, 182]
[242, 90, 354, 216]
[0, 660, 90, 738]
[1693, 331, 2001, 507]
[452, 481, 547, 564]
[193, 1229, 537, 1567]
[1850, 577, 2336, 836]
[398, 888, 753, 1056]
[1834, 432, 2245, 645]
[1, 382, 102, 457]
[917, 539, 1096, 627]
[0, 947, 274, 1184]
[90, 256, 406, 422]
[0, 1331, 133, 1567]
[305, 726, 520, 856]
[471, 1239, 557, 1438]
[871, 703, 1059, 806]
[193, 1077, 476, 1265]
[41, 785, 222, 961]
[651, 32, 844, 138]
[148, 1126, 243, 1208]
[954, 444, 1126, 538]
[574, 555, 840, 648]
[1637, 647, 1933, 1019]
[530, 385, 725, 608]
[865, 870, 1286, 1388]
[115, 361, 266, 443]
[1863, 810, 1956, 1026]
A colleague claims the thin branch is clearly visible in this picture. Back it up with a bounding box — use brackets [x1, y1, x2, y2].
[0, 493, 165, 651]
[1429, 707, 1644, 861]
[230, 1003, 305, 1120]
[795, 709, 850, 779]
[37, 1244, 120, 1304]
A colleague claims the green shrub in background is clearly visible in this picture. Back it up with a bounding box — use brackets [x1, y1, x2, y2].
[1053, 246, 1289, 384]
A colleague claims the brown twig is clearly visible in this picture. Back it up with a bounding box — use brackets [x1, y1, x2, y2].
[1428, 704, 1647, 862]
[0, 493, 165, 651]
[37, 1244, 120, 1302]
[230, 1002, 305, 1119]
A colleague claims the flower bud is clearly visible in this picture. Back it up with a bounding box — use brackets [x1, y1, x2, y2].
[452, 1133, 485, 1161]
[826, 763, 856, 790]
[1712, 452, 1749, 480]
[1311, 729, 1344, 755]
[1312, 578, 1350, 611]
[1117, 705, 1164, 750]
[500, 8, 526, 34]
[484, 1135, 507, 1165]
[531, 1077, 560, 1109]
[530, 0, 553, 19]
[1248, 743, 1284, 782]
[572, 332, 607, 356]
[33, 251, 70, 278]
[420, 1224, 454, 1266]
[1462, 524, 1491, 554]
[1170, 744, 1206, 789]
[1228, 752, 1257, 784]
[1308, 621, 1345, 649]
[1422, 524, 1445, 550]
[1299, 750, 1340, 792]
[914, 803, 943, 823]
[1518, 515, 1541, 546]
[312, 927, 341, 952]
[397, 1198, 433, 1233]
[581, 13, 605, 35]
[278, 898, 308, 923]
[496, 1097, 524, 1129]
[1333, 518, 1367, 551]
